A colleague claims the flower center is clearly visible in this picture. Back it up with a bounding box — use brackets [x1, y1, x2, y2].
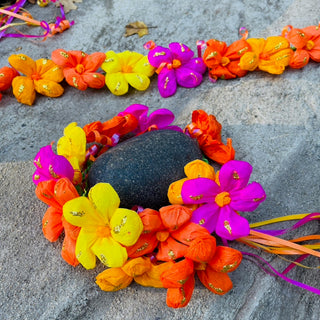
[96, 225, 111, 238]
[75, 64, 85, 74]
[31, 72, 41, 80]
[122, 65, 132, 73]
[306, 40, 315, 50]
[167, 59, 182, 70]
[156, 230, 170, 242]
[221, 56, 230, 66]
[215, 191, 231, 207]
[259, 53, 270, 60]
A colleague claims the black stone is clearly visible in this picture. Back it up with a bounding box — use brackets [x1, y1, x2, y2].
[88, 130, 203, 209]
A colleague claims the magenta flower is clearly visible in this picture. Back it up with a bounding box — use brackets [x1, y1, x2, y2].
[147, 43, 207, 97]
[181, 160, 266, 240]
[33, 145, 74, 185]
[118, 104, 183, 135]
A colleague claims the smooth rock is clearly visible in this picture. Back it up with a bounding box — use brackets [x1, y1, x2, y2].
[88, 130, 203, 209]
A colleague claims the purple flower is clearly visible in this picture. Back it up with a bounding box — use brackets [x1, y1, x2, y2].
[118, 104, 183, 134]
[33, 145, 74, 185]
[181, 160, 266, 240]
[147, 43, 207, 97]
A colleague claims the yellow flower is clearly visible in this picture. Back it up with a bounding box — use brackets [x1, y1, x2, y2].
[168, 159, 216, 204]
[57, 122, 86, 184]
[239, 36, 293, 74]
[63, 183, 143, 269]
[101, 50, 155, 95]
[8, 54, 64, 106]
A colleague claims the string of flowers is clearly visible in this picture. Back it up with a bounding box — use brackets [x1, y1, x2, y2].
[1, 23, 320, 103]
[33, 105, 320, 308]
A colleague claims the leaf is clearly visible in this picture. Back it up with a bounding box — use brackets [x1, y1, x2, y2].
[124, 21, 149, 38]
[55, 0, 82, 13]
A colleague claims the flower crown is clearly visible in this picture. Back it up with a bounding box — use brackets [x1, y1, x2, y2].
[33, 105, 320, 308]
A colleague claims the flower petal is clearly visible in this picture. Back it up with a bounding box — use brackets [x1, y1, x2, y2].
[91, 236, 128, 268]
[181, 177, 220, 204]
[169, 42, 194, 63]
[148, 46, 172, 68]
[42, 207, 63, 242]
[121, 256, 152, 277]
[182, 58, 207, 74]
[171, 222, 210, 245]
[159, 205, 192, 231]
[230, 181, 266, 212]
[185, 235, 216, 263]
[184, 159, 216, 180]
[208, 246, 242, 273]
[132, 55, 155, 77]
[124, 72, 151, 91]
[0, 66, 19, 91]
[147, 108, 175, 129]
[34, 79, 64, 98]
[168, 178, 187, 205]
[126, 232, 159, 258]
[101, 51, 122, 73]
[63, 67, 88, 90]
[197, 265, 233, 295]
[157, 68, 177, 97]
[218, 160, 252, 191]
[8, 54, 36, 76]
[176, 67, 203, 88]
[190, 203, 220, 233]
[166, 275, 195, 308]
[156, 236, 188, 261]
[61, 219, 80, 267]
[110, 208, 143, 246]
[82, 72, 105, 89]
[105, 72, 129, 95]
[160, 258, 194, 288]
[88, 183, 120, 222]
[96, 267, 133, 291]
[135, 260, 174, 288]
[36, 58, 64, 82]
[215, 206, 250, 240]
[83, 52, 106, 72]
[63, 196, 104, 227]
[12, 76, 36, 105]
[51, 49, 77, 68]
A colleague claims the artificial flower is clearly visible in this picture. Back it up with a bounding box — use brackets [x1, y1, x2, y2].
[8, 54, 64, 105]
[35, 178, 80, 266]
[147, 42, 206, 97]
[118, 104, 183, 135]
[239, 36, 293, 74]
[51, 49, 106, 90]
[282, 25, 320, 68]
[185, 110, 235, 164]
[203, 38, 251, 80]
[181, 160, 266, 240]
[63, 183, 143, 269]
[126, 205, 195, 261]
[57, 122, 86, 184]
[33, 144, 74, 185]
[168, 159, 216, 205]
[101, 50, 154, 95]
[0, 66, 19, 101]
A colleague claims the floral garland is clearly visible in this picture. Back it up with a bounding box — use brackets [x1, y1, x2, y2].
[1, 22, 320, 103]
[33, 104, 320, 308]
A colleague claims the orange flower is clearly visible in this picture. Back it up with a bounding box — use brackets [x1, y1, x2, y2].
[203, 39, 250, 80]
[8, 54, 64, 105]
[0, 66, 19, 101]
[185, 110, 235, 164]
[239, 36, 293, 74]
[35, 178, 80, 266]
[51, 49, 106, 90]
[282, 25, 320, 68]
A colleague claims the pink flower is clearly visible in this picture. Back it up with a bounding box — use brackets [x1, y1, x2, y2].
[181, 160, 266, 240]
